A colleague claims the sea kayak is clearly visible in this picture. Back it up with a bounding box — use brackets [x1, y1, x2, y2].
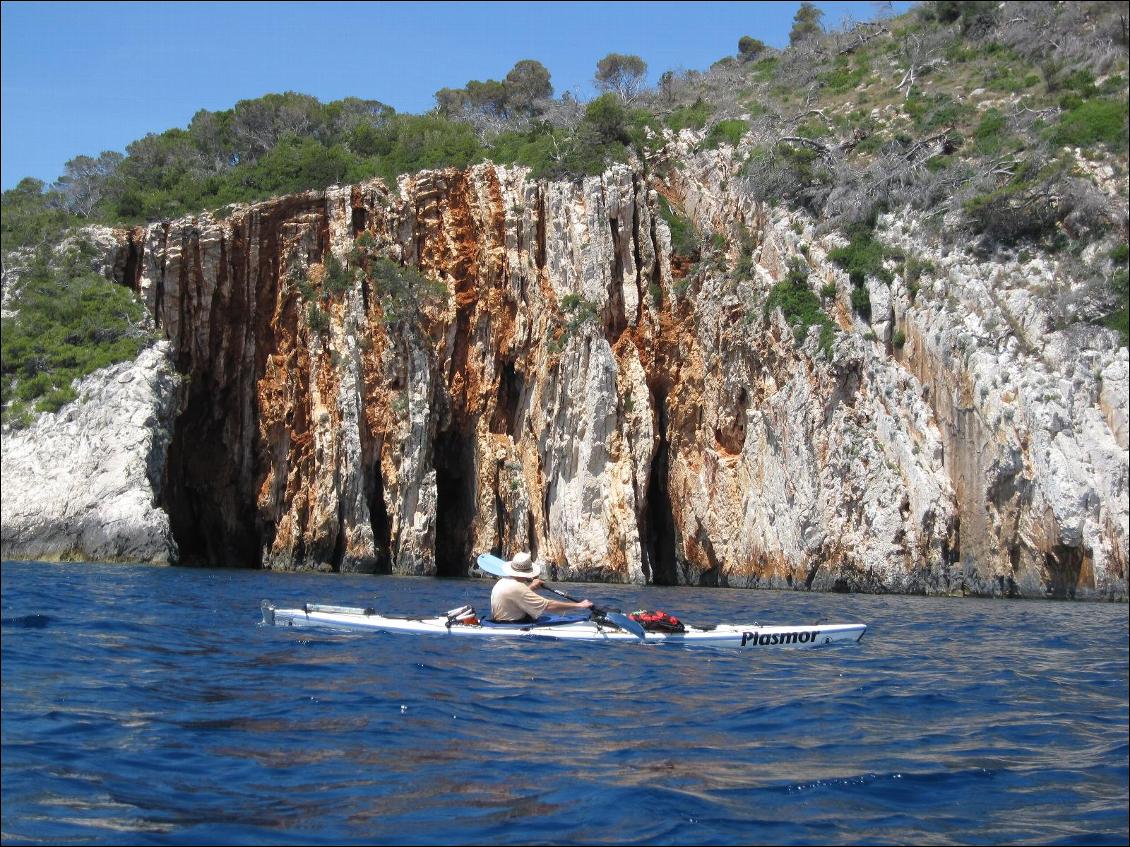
[259, 601, 866, 649]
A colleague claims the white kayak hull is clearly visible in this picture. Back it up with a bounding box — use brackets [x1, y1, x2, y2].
[261, 602, 866, 649]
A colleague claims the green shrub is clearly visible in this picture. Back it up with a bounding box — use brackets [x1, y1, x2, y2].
[984, 63, 1038, 93]
[904, 255, 935, 285]
[738, 36, 767, 63]
[491, 124, 566, 177]
[296, 276, 318, 302]
[850, 284, 872, 319]
[656, 196, 698, 257]
[963, 182, 1060, 245]
[744, 101, 771, 119]
[702, 119, 748, 150]
[734, 225, 756, 278]
[1, 244, 151, 425]
[103, 106, 486, 221]
[666, 98, 712, 132]
[796, 118, 829, 139]
[764, 257, 836, 356]
[1, 178, 76, 253]
[958, 1, 999, 36]
[527, 94, 640, 179]
[306, 302, 331, 335]
[945, 43, 978, 63]
[626, 110, 665, 157]
[1103, 308, 1128, 346]
[371, 114, 484, 183]
[1054, 98, 1128, 149]
[750, 56, 779, 81]
[583, 94, 631, 143]
[912, 95, 970, 130]
[1054, 69, 1100, 99]
[1100, 74, 1127, 96]
[323, 253, 354, 295]
[1111, 267, 1128, 302]
[560, 293, 599, 333]
[819, 56, 869, 93]
[742, 143, 834, 214]
[229, 136, 367, 201]
[973, 109, 1009, 155]
[854, 133, 884, 155]
[827, 228, 893, 285]
[924, 153, 953, 172]
[364, 257, 448, 326]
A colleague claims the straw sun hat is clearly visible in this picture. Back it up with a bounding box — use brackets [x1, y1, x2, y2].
[499, 552, 542, 579]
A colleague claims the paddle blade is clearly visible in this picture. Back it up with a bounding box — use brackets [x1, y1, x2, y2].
[475, 553, 508, 577]
[597, 609, 647, 640]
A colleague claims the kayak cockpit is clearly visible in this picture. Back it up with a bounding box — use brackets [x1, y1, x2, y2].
[478, 613, 592, 629]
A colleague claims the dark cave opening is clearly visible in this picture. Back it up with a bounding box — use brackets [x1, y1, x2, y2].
[351, 207, 368, 236]
[367, 453, 392, 573]
[434, 428, 476, 577]
[489, 360, 523, 436]
[116, 235, 142, 291]
[162, 383, 262, 568]
[641, 391, 678, 585]
[1046, 544, 1088, 599]
[944, 516, 960, 567]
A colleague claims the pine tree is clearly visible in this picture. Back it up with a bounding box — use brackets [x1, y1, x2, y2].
[789, 2, 824, 45]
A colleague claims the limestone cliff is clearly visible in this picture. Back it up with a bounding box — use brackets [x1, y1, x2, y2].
[1, 343, 180, 563]
[2, 159, 1126, 599]
[662, 137, 1127, 598]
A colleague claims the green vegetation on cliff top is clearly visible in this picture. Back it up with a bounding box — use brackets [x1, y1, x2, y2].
[1, 241, 153, 427]
[6, 2, 1125, 252]
[2, 1, 1127, 424]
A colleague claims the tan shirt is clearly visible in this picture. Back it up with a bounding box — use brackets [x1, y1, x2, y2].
[491, 578, 550, 622]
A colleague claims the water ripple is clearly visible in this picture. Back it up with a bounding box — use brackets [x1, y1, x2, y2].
[2, 561, 1127, 845]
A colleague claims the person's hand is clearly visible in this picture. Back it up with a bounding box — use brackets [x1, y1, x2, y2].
[578, 599, 594, 609]
[529, 578, 544, 591]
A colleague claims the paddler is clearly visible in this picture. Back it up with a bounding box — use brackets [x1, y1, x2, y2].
[490, 552, 594, 622]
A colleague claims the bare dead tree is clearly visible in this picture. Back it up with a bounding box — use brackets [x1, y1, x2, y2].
[896, 31, 947, 99]
[540, 92, 586, 132]
[50, 152, 123, 217]
[838, 21, 891, 55]
[996, 1, 1127, 78]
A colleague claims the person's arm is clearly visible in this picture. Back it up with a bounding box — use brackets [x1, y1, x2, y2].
[543, 598, 594, 614]
[526, 580, 593, 614]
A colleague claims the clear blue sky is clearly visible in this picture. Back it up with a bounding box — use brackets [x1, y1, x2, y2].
[1, 0, 914, 190]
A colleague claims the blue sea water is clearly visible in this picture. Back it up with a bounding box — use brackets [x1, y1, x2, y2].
[1, 560, 1127, 846]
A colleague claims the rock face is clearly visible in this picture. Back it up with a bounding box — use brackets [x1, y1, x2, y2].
[884, 219, 1129, 599]
[2, 157, 1126, 599]
[1, 342, 181, 563]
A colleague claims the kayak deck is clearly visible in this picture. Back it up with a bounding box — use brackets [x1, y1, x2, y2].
[260, 601, 866, 648]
